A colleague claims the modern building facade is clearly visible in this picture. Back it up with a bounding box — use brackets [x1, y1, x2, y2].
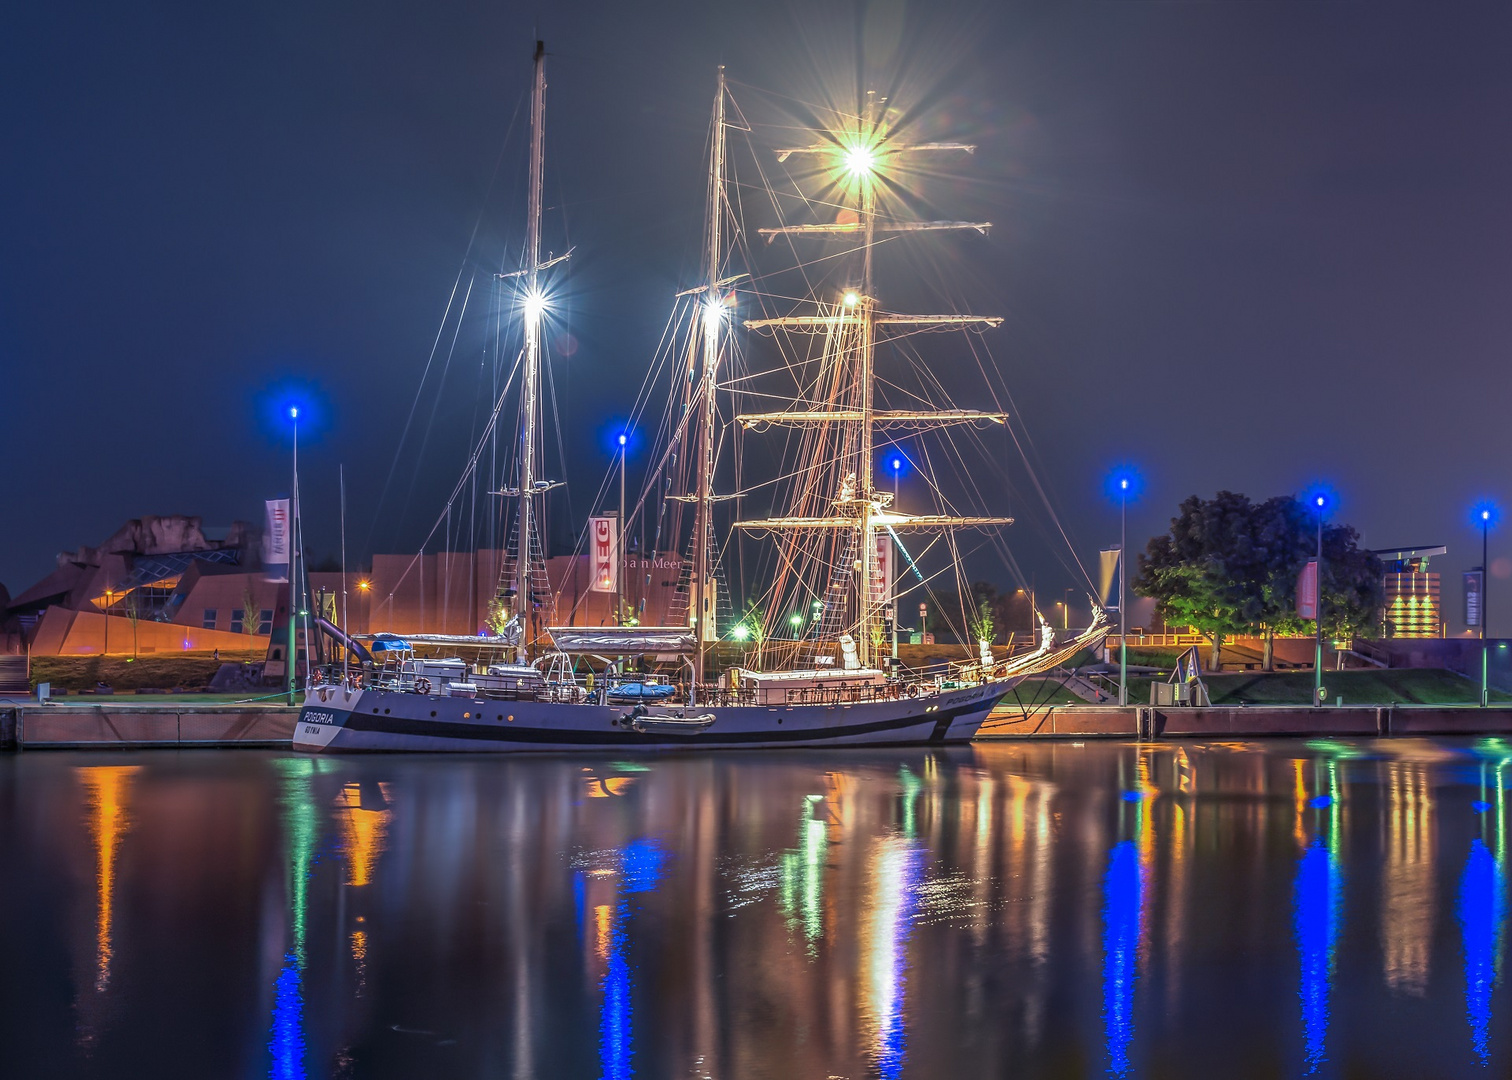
[3, 515, 695, 655]
[1375, 545, 1446, 639]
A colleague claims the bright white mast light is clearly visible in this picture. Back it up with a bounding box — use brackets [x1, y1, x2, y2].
[522, 290, 548, 321]
[843, 144, 876, 177]
[702, 300, 725, 334]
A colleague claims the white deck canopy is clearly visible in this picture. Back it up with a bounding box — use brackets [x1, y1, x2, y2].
[547, 626, 696, 655]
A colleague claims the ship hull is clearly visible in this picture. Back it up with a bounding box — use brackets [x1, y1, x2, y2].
[293, 679, 1019, 753]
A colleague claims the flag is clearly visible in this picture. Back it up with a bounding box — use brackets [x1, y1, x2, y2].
[589, 516, 618, 593]
[1099, 547, 1122, 609]
[263, 499, 290, 581]
[873, 532, 894, 607]
[1296, 559, 1318, 621]
[1466, 570, 1485, 628]
[1184, 646, 1202, 685]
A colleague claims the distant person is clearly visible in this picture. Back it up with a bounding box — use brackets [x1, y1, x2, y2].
[212, 648, 219, 661]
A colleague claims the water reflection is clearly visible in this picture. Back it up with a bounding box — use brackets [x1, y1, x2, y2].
[586, 839, 666, 1080]
[1458, 839, 1505, 1065]
[76, 765, 139, 994]
[1294, 761, 1344, 1075]
[1382, 760, 1435, 996]
[26, 743, 1512, 1077]
[860, 837, 923, 1080]
[270, 758, 318, 1080]
[1102, 840, 1144, 1077]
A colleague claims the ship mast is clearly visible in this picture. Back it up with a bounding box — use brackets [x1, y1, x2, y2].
[738, 94, 1012, 668]
[692, 68, 726, 692]
[513, 39, 547, 663]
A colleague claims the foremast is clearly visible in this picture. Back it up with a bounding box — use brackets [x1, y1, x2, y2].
[737, 93, 1011, 668]
[692, 68, 727, 691]
[509, 41, 555, 662]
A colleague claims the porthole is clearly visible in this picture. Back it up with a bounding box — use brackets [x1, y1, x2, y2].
[463, 712, 471, 719]
[508, 714, 515, 722]
[383, 708, 390, 715]
[372, 707, 378, 714]
[430, 711, 437, 717]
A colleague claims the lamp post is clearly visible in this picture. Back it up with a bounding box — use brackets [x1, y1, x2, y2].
[892, 456, 901, 499]
[1119, 478, 1128, 707]
[618, 432, 628, 626]
[1313, 494, 1325, 709]
[287, 406, 300, 706]
[1063, 587, 1074, 630]
[102, 587, 115, 660]
[1481, 508, 1492, 708]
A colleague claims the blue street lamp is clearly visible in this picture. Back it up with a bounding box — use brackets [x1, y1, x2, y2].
[1474, 503, 1498, 707]
[618, 432, 629, 624]
[287, 405, 301, 705]
[1313, 493, 1326, 708]
[1108, 471, 1140, 706]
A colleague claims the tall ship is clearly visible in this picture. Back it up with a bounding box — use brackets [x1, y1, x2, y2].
[294, 45, 1108, 752]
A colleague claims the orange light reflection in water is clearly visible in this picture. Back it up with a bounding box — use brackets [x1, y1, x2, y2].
[336, 782, 390, 888]
[77, 765, 140, 993]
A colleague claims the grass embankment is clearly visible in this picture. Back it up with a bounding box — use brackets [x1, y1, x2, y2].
[1134, 669, 1512, 706]
[29, 650, 264, 692]
[993, 668, 1512, 710]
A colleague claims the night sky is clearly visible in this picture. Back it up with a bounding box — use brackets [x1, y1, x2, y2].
[5, 1, 1511, 633]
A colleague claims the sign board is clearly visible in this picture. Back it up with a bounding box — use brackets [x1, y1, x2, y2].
[873, 532, 894, 607]
[1099, 547, 1122, 609]
[589, 516, 618, 593]
[1296, 559, 1318, 621]
[263, 499, 290, 579]
[1466, 570, 1485, 629]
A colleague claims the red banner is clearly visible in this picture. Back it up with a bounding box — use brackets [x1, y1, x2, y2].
[1296, 559, 1318, 620]
[589, 516, 618, 593]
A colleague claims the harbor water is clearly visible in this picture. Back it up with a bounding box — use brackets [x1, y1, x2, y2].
[4, 739, 1512, 1077]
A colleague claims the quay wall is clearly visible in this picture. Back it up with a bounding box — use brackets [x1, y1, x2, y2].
[979, 704, 1512, 739]
[4, 704, 1512, 751]
[0, 705, 296, 750]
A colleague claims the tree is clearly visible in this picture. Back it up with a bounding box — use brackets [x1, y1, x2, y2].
[242, 587, 260, 648]
[1248, 497, 1314, 670]
[1317, 522, 1385, 640]
[1135, 491, 1269, 670]
[1136, 492, 1385, 671]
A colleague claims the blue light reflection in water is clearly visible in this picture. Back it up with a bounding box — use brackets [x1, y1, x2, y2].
[269, 955, 306, 1080]
[1101, 840, 1144, 1078]
[599, 839, 667, 1080]
[1458, 839, 1506, 1066]
[1294, 837, 1342, 1075]
[268, 759, 317, 1080]
[865, 840, 923, 1080]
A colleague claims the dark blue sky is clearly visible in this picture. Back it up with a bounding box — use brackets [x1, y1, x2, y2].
[4, 1, 1511, 631]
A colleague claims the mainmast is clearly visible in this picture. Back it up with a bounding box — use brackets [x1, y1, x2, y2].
[692, 68, 726, 691]
[513, 39, 548, 663]
[738, 93, 1010, 668]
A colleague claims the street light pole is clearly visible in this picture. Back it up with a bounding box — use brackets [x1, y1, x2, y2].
[1314, 495, 1325, 709]
[1119, 479, 1128, 707]
[288, 407, 299, 706]
[618, 433, 628, 626]
[1482, 509, 1491, 708]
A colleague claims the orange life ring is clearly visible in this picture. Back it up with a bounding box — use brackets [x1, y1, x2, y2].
[416, 677, 432, 695]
